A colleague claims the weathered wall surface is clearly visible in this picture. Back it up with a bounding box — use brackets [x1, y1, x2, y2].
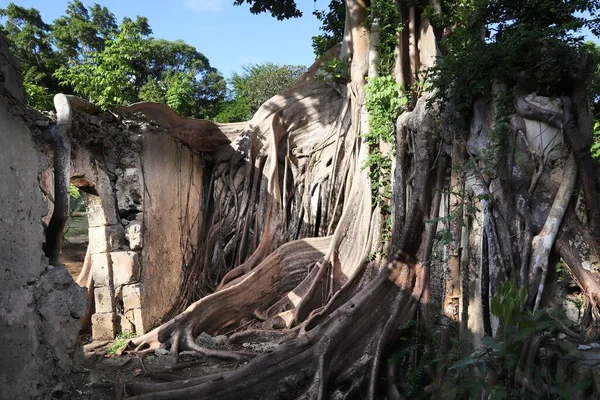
[0, 37, 86, 398]
[139, 131, 203, 329]
[64, 114, 204, 338]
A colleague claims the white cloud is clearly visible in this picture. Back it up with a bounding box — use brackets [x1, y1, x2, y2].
[184, 0, 226, 12]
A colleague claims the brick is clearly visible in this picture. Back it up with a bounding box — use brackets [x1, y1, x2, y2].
[122, 283, 142, 312]
[122, 308, 144, 334]
[88, 225, 123, 254]
[91, 312, 119, 340]
[83, 194, 117, 227]
[111, 251, 140, 286]
[93, 286, 115, 313]
[91, 253, 112, 288]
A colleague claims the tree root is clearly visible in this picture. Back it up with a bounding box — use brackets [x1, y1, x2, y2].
[124, 259, 419, 399]
[127, 237, 331, 352]
[528, 155, 577, 311]
[556, 208, 600, 319]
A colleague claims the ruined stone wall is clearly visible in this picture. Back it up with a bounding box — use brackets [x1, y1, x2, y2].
[65, 113, 203, 339]
[0, 37, 86, 398]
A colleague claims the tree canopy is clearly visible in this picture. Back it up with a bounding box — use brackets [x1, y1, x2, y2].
[215, 62, 306, 122]
[0, 0, 226, 117]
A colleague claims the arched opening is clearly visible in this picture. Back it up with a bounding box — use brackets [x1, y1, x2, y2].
[60, 183, 90, 280]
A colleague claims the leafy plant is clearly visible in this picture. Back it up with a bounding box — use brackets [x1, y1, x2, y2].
[441, 280, 567, 399]
[591, 119, 600, 163]
[366, 0, 402, 76]
[388, 320, 434, 399]
[106, 330, 137, 355]
[54, 19, 148, 109]
[431, 0, 600, 114]
[362, 76, 406, 250]
[311, 0, 345, 57]
[166, 72, 195, 117]
[316, 56, 349, 83]
[231, 63, 306, 114]
[2, 1, 226, 116]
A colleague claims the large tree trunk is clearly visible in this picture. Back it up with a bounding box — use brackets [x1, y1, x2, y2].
[51, 3, 597, 399]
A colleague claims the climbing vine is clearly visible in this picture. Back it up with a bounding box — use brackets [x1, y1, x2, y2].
[366, 0, 402, 75]
[592, 120, 600, 163]
[364, 75, 406, 248]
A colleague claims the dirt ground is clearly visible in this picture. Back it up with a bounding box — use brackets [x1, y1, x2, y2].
[60, 338, 244, 399]
[54, 214, 260, 399]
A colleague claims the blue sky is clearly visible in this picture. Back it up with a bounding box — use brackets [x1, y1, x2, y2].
[6, 0, 328, 79]
[5, 1, 598, 80]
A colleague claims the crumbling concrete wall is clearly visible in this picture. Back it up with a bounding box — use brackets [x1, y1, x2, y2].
[0, 37, 86, 398]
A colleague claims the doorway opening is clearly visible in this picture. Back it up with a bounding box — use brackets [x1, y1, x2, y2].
[61, 183, 90, 280]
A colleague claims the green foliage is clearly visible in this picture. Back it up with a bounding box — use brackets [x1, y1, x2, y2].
[138, 78, 164, 103]
[55, 19, 146, 109]
[68, 184, 82, 214]
[233, 0, 303, 20]
[431, 0, 600, 113]
[214, 97, 252, 123]
[226, 63, 305, 119]
[366, 0, 402, 76]
[69, 184, 80, 200]
[50, 0, 120, 60]
[588, 43, 600, 164]
[364, 76, 406, 145]
[442, 280, 570, 399]
[0, 3, 61, 108]
[316, 56, 349, 83]
[22, 66, 53, 110]
[388, 320, 435, 398]
[166, 72, 195, 117]
[592, 120, 600, 163]
[490, 280, 528, 329]
[106, 331, 137, 355]
[1, 1, 226, 116]
[363, 76, 406, 248]
[312, 0, 345, 57]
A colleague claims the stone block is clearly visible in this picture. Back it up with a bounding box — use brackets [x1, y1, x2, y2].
[91, 253, 112, 288]
[122, 283, 142, 312]
[91, 312, 119, 340]
[125, 220, 143, 250]
[93, 286, 115, 313]
[122, 308, 144, 334]
[88, 225, 123, 254]
[111, 251, 140, 286]
[84, 194, 117, 227]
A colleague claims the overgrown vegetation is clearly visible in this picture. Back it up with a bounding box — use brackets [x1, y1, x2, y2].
[106, 331, 137, 355]
[315, 56, 349, 83]
[364, 76, 405, 250]
[366, 0, 402, 75]
[432, 0, 600, 112]
[215, 62, 305, 122]
[7, 0, 600, 398]
[441, 280, 583, 399]
[311, 0, 344, 57]
[1, 1, 226, 117]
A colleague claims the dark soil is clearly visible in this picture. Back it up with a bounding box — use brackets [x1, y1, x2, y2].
[60, 339, 241, 399]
